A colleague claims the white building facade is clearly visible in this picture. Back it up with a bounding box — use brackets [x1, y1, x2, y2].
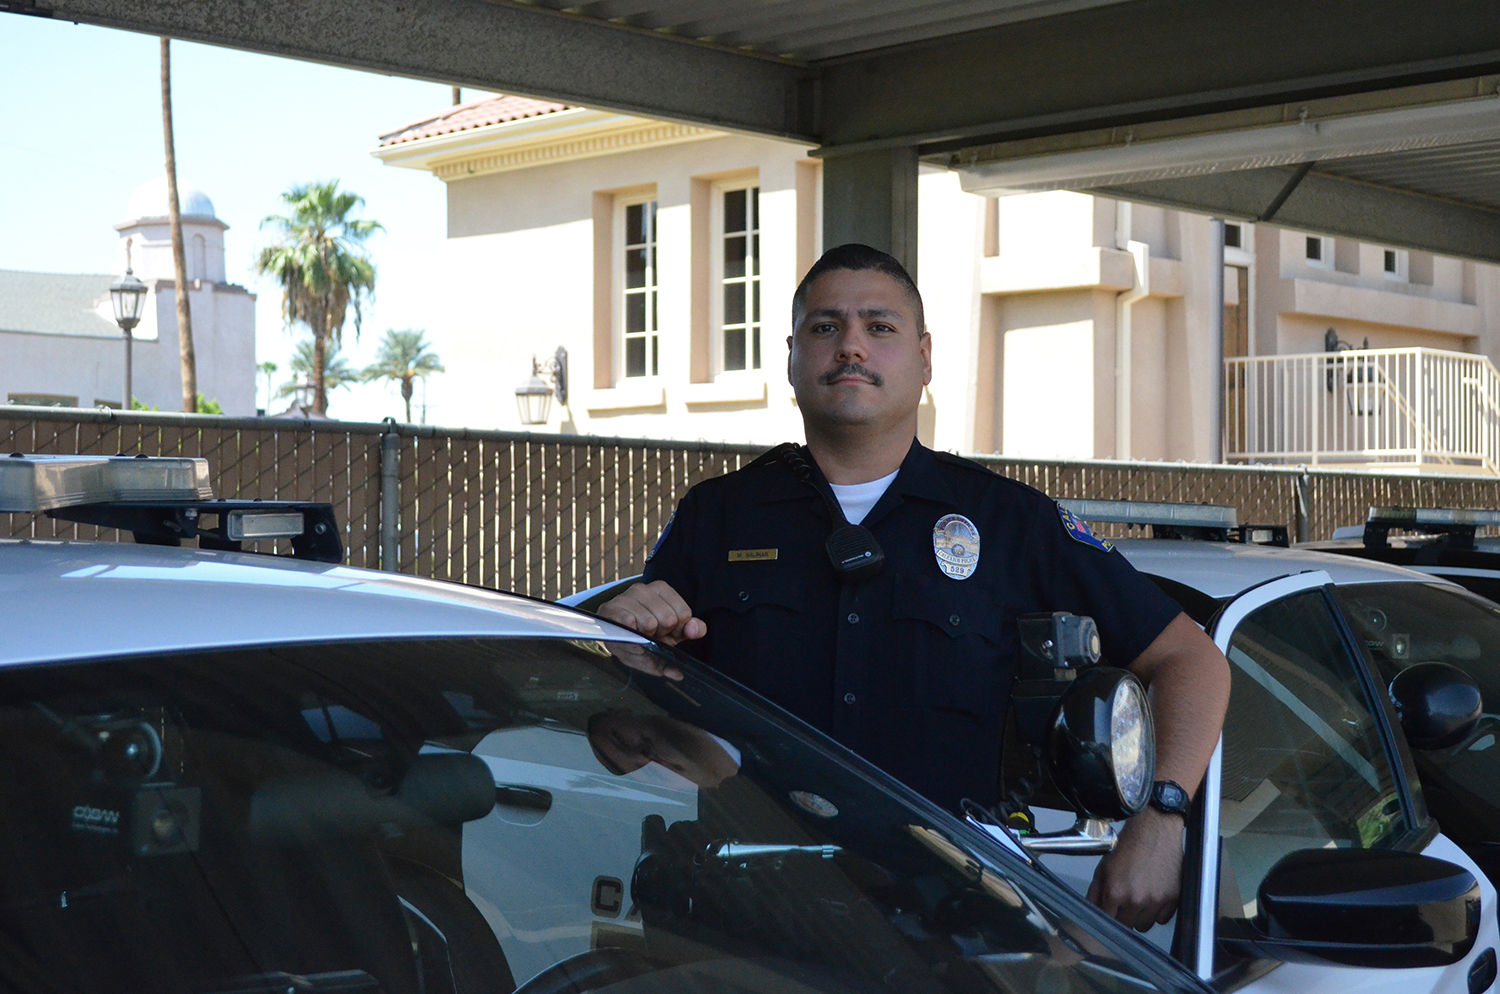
[0, 178, 257, 415]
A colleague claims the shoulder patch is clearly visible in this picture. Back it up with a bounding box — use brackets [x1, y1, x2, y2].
[647, 511, 674, 561]
[1058, 504, 1113, 553]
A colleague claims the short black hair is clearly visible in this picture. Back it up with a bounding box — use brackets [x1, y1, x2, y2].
[791, 243, 926, 335]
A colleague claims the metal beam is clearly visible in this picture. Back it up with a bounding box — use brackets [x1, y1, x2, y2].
[1094, 169, 1500, 265]
[822, 148, 920, 278]
[817, 0, 1500, 152]
[8, 0, 816, 140]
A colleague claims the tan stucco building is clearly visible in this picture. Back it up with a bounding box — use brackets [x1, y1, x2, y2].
[376, 95, 1500, 470]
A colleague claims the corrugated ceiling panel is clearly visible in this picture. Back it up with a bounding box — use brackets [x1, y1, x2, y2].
[1319, 140, 1500, 213]
[505, 0, 1130, 61]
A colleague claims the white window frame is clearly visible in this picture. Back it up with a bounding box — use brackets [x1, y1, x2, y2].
[1224, 221, 1254, 268]
[1304, 233, 1334, 270]
[615, 194, 660, 382]
[1383, 247, 1410, 282]
[710, 179, 762, 378]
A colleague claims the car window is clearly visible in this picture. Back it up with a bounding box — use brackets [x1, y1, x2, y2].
[1331, 581, 1500, 877]
[1216, 589, 1409, 935]
[0, 638, 1194, 994]
[1425, 570, 1500, 605]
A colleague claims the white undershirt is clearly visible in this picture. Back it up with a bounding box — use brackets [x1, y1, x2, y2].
[829, 470, 899, 525]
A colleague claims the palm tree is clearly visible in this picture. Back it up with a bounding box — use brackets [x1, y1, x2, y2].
[256, 181, 381, 415]
[362, 328, 445, 423]
[257, 360, 278, 413]
[161, 37, 197, 412]
[279, 339, 357, 411]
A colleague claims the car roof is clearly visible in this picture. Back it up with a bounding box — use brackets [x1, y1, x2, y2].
[1115, 538, 1456, 600]
[0, 538, 645, 667]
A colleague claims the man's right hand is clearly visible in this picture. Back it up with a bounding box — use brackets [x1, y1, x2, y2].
[598, 580, 707, 646]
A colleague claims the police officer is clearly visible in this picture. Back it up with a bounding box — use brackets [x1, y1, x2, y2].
[600, 243, 1231, 932]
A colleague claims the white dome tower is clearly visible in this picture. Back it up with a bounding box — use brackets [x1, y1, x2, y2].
[116, 176, 229, 284]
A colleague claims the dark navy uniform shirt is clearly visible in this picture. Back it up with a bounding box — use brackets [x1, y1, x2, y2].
[642, 439, 1182, 812]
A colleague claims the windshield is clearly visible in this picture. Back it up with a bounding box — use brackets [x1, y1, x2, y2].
[0, 637, 1189, 994]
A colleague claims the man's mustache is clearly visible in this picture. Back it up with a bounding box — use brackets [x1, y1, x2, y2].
[821, 363, 883, 386]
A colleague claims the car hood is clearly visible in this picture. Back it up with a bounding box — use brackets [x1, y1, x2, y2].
[0, 539, 645, 667]
[1115, 539, 1457, 600]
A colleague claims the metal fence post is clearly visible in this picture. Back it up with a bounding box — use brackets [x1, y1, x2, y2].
[1294, 468, 1312, 543]
[380, 421, 400, 572]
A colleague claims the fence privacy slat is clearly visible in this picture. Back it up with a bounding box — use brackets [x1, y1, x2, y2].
[9, 409, 1500, 597]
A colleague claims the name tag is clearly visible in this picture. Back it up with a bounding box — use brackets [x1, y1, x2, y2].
[728, 548, 778, 563]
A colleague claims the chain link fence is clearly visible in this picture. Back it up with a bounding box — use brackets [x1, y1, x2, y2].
[7, 407, 1500, 599]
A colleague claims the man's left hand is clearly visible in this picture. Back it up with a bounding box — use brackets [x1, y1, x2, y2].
[1085, 807, 1184, 931]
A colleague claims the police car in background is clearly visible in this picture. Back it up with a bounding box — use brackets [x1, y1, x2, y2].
[569, 497, 1500, 994]
[1052, 499, 1500, 993]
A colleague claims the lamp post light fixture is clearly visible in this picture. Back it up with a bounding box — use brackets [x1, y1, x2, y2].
[110, 260, 148, 410]
[515, 346, 568, 426]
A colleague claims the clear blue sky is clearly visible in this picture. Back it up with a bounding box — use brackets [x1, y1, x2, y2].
[0, 14, 485, 420]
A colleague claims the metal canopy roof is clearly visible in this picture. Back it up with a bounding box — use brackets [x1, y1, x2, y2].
[13, 0, 1500, 259]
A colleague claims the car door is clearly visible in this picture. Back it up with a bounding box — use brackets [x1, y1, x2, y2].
[1189, 570, 1500, 993]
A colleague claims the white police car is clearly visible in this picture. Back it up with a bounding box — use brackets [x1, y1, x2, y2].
[0, 454, 1209, 994]
[568, 497, 1500, 994]
[1058, 499, 1500, 994]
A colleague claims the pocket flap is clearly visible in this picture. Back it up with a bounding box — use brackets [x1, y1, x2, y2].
[892, 574, 1004, 642]
[698, 571, 806, 615]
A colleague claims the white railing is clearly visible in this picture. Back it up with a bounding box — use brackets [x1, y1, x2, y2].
[1225, 347, 1500, 475]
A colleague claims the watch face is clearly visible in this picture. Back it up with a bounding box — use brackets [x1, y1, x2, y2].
[1154, 781, 1189, 813]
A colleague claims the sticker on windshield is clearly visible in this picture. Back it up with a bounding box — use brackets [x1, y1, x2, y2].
[789, 790, 839, 819]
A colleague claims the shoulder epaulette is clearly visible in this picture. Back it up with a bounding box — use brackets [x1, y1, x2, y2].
[932, 449, 1050, 499]
[932, 448, 1003, 477]
[745, 442, 799, 470]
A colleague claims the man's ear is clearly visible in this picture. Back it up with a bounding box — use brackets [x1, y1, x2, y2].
[786, 335, 795, 384]
[920, 332, 932, 386]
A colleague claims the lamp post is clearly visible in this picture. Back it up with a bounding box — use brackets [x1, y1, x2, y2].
[110, 265, 148, 410]
[515, 346, 568, 426]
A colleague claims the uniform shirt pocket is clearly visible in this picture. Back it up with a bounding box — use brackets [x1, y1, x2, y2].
[693, 571, 812, 693]
[891, 573, 1010, 720]
[698, 571, 807, 617]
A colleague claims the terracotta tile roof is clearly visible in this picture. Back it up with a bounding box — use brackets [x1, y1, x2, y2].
[379, 94, 572, 147]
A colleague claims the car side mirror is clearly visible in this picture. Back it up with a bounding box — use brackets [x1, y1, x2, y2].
[1389, 661, 1482, 750]
[1219, 848, 1479, 968]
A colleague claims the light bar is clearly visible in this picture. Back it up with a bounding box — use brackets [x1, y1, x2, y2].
[0, 454, 213, 513]
[225, 510, 306, 541]
[1367, 506, 1500, 529]
[1059, 499, 1238, 530]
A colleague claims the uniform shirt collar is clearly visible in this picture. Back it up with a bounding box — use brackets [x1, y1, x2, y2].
[862, 439, 957, 528]
[758, 438, 957, 515]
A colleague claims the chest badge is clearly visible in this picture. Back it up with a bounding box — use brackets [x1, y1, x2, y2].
[933, 513, 981, 580]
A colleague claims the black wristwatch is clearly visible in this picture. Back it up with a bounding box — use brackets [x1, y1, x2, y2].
[1149, 780, 1191, 818]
